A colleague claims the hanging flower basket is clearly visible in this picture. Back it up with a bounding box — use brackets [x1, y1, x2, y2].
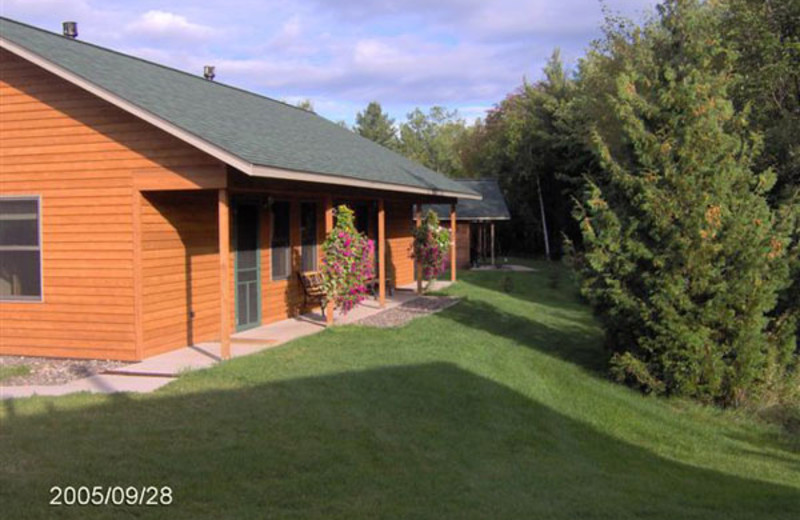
[412, 210, 451, 293]
[321, 205, 375, 317]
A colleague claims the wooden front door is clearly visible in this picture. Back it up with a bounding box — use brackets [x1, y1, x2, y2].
[234, 201, 261, 331]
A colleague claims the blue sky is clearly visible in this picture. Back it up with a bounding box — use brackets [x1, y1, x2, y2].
[2, 0, 658, 125]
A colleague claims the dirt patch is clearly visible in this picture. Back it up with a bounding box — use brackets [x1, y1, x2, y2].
[356, 296, 460, 328]
[0, 356, 128, 386]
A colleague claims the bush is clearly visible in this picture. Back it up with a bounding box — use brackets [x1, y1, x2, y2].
[573, 0, 798, 406]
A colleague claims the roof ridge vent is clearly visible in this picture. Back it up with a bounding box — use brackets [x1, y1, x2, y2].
[62, 21, 78, 39]
[203, 65, 215, 81]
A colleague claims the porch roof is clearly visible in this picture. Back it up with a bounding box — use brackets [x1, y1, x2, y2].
[425, 179, 511, 221]
[0, 17, 480, 200]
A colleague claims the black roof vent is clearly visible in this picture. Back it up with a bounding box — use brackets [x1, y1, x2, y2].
[203, 65, 215, 81]
[62, 21, 78, 39]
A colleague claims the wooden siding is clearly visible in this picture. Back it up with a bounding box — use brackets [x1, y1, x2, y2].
[386, 200, 415, 286]
[140, 191, 221, 358]
[0, 49, 226, 360]
[442, 221, 471, 269]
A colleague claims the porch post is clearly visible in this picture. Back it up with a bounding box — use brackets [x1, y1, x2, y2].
[324, 195, 334, 325]
[491, 222, 496, 266]
[450, 203, 457, 282]
[478, 223, 483, 264]
[378, 198, 386, 307]
[218, 188, 231, 360]
[415, 203, 422, 294]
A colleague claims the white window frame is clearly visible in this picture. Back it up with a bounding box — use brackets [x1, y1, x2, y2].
[0, 195, 44, 303]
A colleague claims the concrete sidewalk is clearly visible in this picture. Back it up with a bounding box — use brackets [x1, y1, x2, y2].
[1, 282, 452, 400]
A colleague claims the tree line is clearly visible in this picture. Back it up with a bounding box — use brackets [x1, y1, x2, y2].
[307, 0, 799, 407]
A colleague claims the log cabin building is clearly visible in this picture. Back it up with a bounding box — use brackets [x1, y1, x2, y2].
[0, 18, 479, 361]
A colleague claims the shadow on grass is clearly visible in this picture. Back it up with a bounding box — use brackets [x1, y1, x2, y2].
[460, 263, 584, 307]
[441, 294, 608, 375]
[1, 363, 798, 520]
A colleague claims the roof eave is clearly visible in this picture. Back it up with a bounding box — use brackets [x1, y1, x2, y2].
[1, 36, 480, 200]
[251, 165, 482, 199]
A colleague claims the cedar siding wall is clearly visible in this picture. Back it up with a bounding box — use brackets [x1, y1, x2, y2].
[140, 191, 221, 358]
[387, 200, 415, 286]
[441, 222, 471, 269]
[0, 49, 225, 360]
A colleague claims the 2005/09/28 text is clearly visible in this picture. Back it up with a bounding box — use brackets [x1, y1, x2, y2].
[49, 486, 173, 506]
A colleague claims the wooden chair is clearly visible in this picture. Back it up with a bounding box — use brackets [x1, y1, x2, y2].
[298, 271, 326, 309]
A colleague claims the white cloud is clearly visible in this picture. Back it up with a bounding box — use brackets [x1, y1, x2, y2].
[0, 0, 658, 125]
[126, 10, 216, 41]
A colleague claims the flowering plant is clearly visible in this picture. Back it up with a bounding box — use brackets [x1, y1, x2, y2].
[321, 205, 375, 315]
[412, 209, 451, 292]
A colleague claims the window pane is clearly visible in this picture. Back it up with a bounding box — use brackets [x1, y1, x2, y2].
[0, 219, 38, 247]
[300, 202, 317, 271]
[301, 203, 317, 245]
[0, 198, 41, 300]
[0, 199, 38, 216]
[272, 246, 289, 279]
[271, 201, 290, 246]
[0, 250, 41, 299]
[0, 199, 39, 247]
[271, 201, 291, 279]
[301, 244, 317, 272]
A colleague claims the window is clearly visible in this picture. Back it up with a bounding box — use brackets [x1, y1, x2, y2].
[300, 202, 318, 272]
[271, 201, 291, 280]
[0, 197, 42, 301]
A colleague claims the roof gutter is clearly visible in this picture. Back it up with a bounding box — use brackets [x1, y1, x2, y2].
[0, 37, 481, 201]
[251, 165, 480, 199]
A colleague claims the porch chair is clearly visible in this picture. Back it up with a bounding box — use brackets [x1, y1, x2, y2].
[298, 271, 327, 309]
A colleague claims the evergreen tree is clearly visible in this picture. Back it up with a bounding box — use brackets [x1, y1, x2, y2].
[573, 0, 797, 405]
[721, 0, 800, 201]
[398, 106, 469, 176]
[463, 50, 589, 258]
[354, 101, 397, 149]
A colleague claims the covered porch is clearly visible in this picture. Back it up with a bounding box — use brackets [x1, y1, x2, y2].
[136, 171, 460, 361]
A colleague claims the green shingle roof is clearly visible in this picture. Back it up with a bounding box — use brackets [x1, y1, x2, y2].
[425, 179, 511, 220]
[0, 17, 478, 198]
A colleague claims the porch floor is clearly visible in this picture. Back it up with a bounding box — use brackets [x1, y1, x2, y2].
[1, 281, 452, 399]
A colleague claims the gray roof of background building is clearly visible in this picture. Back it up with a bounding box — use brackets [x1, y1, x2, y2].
[0, 17, 478, 198]
[425, 179, 511, 221]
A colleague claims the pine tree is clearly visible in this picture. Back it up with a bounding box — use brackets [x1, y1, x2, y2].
[574, 0, 797, 405]
[355, 101, 397, 149]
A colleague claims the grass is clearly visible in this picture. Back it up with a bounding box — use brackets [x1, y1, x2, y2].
[0, 364, 30, 383]
[1, 261, 798, 519]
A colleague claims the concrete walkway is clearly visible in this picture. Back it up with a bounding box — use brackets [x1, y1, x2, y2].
[0, 281, 452, 400]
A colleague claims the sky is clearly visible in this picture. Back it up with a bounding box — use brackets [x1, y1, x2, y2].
[1, 0, 658, 126]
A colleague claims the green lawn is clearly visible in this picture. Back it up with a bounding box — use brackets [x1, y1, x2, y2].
[1, 262, 798, 519]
